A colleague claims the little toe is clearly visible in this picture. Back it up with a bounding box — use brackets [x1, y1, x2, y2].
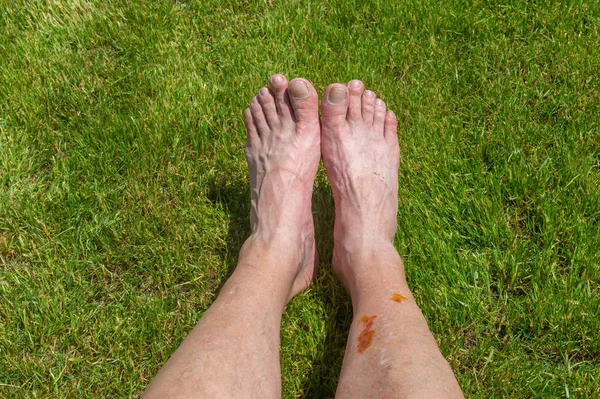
[250, 96, 269, 133]
[257, 87, 279, 128]
[346, 80, 365, 123]
[384, 110, 399, 146]
[244, 107, 259, 144]
[373, 98, 387, 133]
[362, 89, 376, 125]
[287, 78, 319, 126]
[269, 74, 292, 117]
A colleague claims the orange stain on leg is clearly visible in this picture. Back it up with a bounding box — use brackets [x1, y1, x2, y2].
[391, 293, 407, 303]
[357, 315, 377, 353]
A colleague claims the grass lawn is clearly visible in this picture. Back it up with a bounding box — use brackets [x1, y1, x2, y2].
[1, 0, 599, 397]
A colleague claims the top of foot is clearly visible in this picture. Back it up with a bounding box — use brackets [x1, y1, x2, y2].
[320, 80, 400, 281]
[243, 74, 321, 299]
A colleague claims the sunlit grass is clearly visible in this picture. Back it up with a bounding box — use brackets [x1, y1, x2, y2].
[1, 0, 599, 397]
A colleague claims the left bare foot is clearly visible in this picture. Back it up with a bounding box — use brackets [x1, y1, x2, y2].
[242, 74, 321, 300]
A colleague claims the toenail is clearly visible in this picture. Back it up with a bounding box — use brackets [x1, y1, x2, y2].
[388, 110, 396, 119]
[365, 90, 375, 99]
[328, 88, 347, 104]
[271, 75, 284, 84]
[348, 80, 362, 88]
[289, 80, 310, 98]
[259, 87, 269, 96]
[251, 96, 258, 103]
[376, 99, 384, 106]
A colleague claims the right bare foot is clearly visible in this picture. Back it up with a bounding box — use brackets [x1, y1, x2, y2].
[321, 84, 464, 398]
[320, 80, 400, 291]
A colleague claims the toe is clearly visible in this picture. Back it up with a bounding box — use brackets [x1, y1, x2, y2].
[287, 78, 319, 125]
[346, 80, 364, 123]
[250, 96, 269, 133]
[362, 90, 376, 125]
[269, 74, 292, 117]
[257, 87, 279, 128]
[244, 107, 259, 143]
[384, 110, 399, 146]
[373, 98, 387, 133]
[321, 83, 349, 131]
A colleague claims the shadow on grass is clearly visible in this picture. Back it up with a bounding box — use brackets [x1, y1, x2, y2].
[207, 170, 353, 398]
[206, 171, 252, 280]
[299, 177, 353, 398]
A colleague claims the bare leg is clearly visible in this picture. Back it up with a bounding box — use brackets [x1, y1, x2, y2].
[143, 74, 321, 398]
[321, 81, 464, 399]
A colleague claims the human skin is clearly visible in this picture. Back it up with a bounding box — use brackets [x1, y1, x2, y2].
[142, 74, 321, 398]
[142, 75, 464, 399]
[321, 80, 464, 398]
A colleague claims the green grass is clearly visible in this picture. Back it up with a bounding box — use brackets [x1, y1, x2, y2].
[1, 0, 599, 397]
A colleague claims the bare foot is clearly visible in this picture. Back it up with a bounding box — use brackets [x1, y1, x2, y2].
[243, 74, 321, 300]
[320, 80, 400, 291]
[321, 84, 463, 398]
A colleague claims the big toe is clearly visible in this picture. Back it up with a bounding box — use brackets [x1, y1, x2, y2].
[321, 83, 349, 130]
[287, 78, 319, 125]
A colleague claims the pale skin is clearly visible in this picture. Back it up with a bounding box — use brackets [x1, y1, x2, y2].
[142, 75, 464, 398]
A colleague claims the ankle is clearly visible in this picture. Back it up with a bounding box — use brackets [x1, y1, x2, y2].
[232, 236, 303, 308]
[241, 232, 304, 267]
[333, 235, 395, 262]
[333, 240, 408, 299]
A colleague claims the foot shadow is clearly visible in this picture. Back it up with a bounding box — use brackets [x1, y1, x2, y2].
[207, 167, 353, 398]
[205, 169, 251, 285]
[297, 173, 353, 399]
